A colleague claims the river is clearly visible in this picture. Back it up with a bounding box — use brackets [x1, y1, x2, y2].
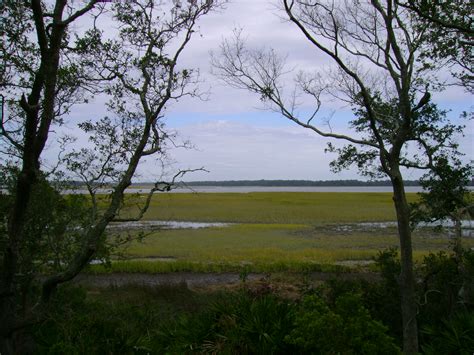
[62, 186, 432, 194]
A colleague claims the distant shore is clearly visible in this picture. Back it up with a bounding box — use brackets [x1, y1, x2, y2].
[142, 178, 474, 188]
[173, 179, 428, 187]
[2, 179, 472, 194]
[56, 185, 474, 194]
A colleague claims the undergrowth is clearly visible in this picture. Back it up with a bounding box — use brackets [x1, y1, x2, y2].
[87, 259, 347, 274]
[32, 249, 473, 354]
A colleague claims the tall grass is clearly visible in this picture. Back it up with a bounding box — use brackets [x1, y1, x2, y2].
[120, 192, 416, 223]
[92, 192, 472, 273]
[118, 223, 464, 259]
[88, 259, 346, 274]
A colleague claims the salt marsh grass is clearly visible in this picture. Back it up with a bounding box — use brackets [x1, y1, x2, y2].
[91, 192, 473, 273]
[123, 192, 409, 223]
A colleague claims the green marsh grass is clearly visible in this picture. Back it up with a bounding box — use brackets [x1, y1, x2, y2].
[121, 192, 415, 223]
[95, 227, 472, 274]
[89, 192, 473, 273]
[89, 259, 346, 274]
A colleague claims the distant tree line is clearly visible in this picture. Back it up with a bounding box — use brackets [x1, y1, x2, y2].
[4, 179, 472, 190]
[178, 179, 458, 187]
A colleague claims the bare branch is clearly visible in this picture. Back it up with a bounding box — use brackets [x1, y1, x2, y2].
[62, 0, 99, 26]
[113, 167, 208, 222]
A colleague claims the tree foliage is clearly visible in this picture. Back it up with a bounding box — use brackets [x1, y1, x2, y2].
[212, 0, 470, 352]
[0, 1, 219, 353]
[397, 0, 473, 90]
[412, 159, 473, 224]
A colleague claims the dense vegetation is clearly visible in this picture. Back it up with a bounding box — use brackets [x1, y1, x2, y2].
[32, 249, 474, 354]
[1, 0, 472, 353]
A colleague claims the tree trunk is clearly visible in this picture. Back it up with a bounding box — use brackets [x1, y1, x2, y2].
[0, 2, 67, 351]
[391, 172, 419, 354]
[0, 121, 40, 355]
[451, 212, 463, 259]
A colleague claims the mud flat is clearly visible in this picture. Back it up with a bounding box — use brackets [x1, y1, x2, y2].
[74, 271, 381, 288]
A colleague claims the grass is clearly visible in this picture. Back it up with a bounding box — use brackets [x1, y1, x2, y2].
[119, 192, 414, 224]
[89, 259, 346, 274]
[122, 224, 454, 261]
[89, 192, 473, 273]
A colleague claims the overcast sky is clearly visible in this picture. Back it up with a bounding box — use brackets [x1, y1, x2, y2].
[61, 0, 473, 182]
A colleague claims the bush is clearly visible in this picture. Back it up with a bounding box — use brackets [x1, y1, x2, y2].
[417, 249, 474, 353]
[368, 248, 403, 341]
[152, 290, 296, 354]
[373, 247, 474, 353]
[33, 277, 404, 354]
[35, 249, 474, 355]
[419, 250, 474, 317]
[286, 292, 400, 354]
[35, 286, 152, 354]
[421, 311, 474, 355]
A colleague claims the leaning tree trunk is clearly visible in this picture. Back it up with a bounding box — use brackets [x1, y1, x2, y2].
[391, 171, 419, 354]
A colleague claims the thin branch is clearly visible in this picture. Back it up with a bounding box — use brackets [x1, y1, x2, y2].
[62, 0, 99, 26]
[112, 167, 208, 222]
[396, 0, 474, 34]
[284, 0, 389, 155]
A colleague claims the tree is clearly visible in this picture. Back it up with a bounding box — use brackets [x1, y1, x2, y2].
[1, 1, 103, 352]
[412, 159, 473, 254]
[0, 0, 218, 352]
[396, 0, 473, 91]
[212, 1, 468, 352]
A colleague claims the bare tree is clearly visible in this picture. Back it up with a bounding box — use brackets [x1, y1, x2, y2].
[0, 0, 218, 352]
[212, 1, 467, 353]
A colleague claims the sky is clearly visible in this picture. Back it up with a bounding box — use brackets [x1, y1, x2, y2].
[58, 0, 474, 182]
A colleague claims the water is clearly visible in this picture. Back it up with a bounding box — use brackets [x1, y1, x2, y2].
[63, 186, 427, 194]
[5, 185, 474, 195]
[338, 220, 474, 237]
[171, 186, 423, 193]
[175, 185, 474, 193]
[107, 219, 474, 237]
[107, 220, 232, 230]
[358, 220, 474, 229]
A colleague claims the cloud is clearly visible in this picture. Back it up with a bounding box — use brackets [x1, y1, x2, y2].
[156, 119, 358, 181]
[151, 114, 473, 182]
[41, 0, 473, 182]
[167, 0, 331, 115]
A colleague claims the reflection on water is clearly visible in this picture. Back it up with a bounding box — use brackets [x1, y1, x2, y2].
[107, 219, 474, 237]
[107, 220, 232, 230]
[337, 220, 474, 237]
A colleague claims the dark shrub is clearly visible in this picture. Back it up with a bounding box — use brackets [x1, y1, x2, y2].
[286, 292, 400, 354]
[421, 311, 474, 355]
[153, 291, 296, 354]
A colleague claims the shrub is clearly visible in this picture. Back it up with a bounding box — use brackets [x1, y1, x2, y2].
[153, 291, 296, 354]
[419, 250, 474, 317]
[286, 292, 400, 354]
[421, 311, 474, 355]
[35, 286, 151, 354]
[368, 248, 403, 342]
[373, 247, 474, 351]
